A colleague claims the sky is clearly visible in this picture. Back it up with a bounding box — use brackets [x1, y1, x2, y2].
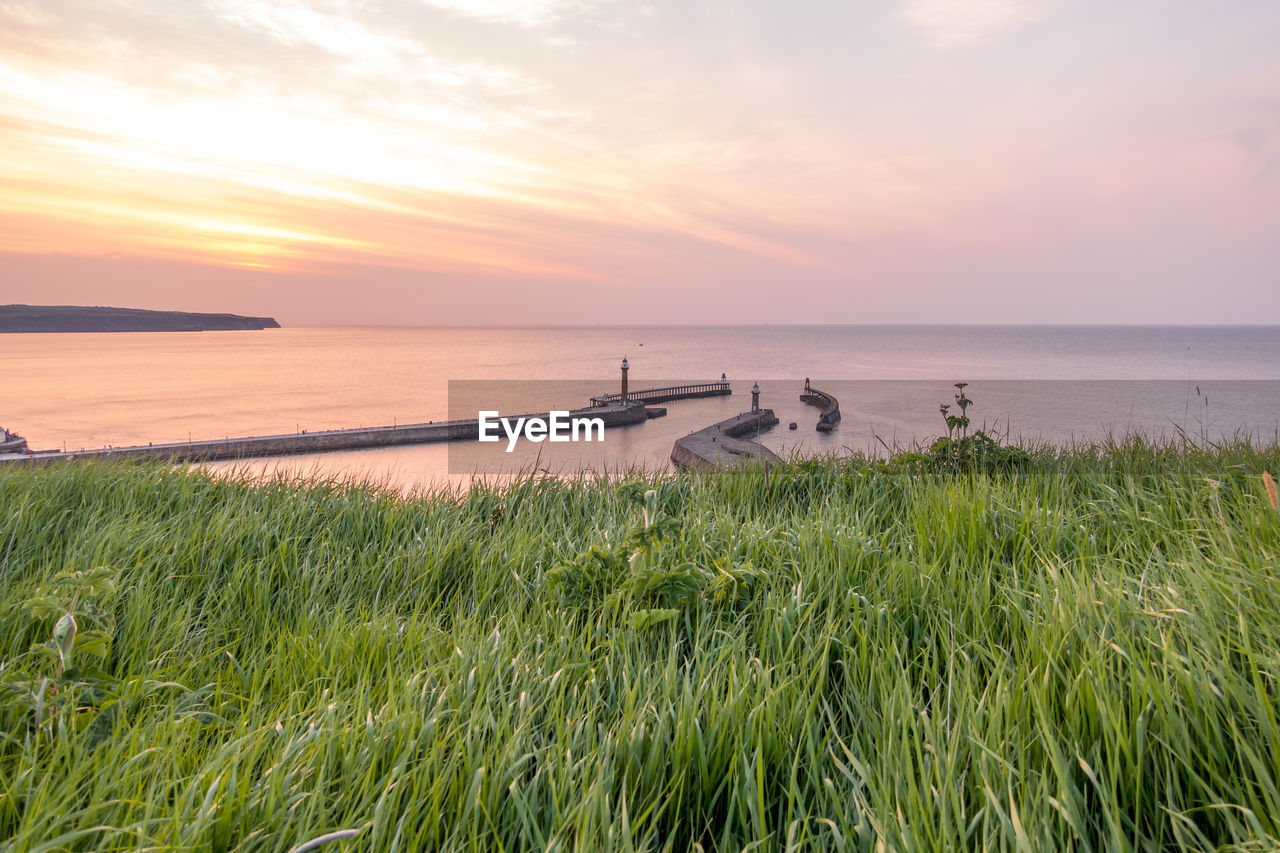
[1, 0, 1278, 325]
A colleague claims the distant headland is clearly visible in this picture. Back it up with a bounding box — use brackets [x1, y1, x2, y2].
[0, 305, 281, 333]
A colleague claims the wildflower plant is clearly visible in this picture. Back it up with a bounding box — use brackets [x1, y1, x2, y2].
[1, 567, 118, 738]
[25, 567, 117, 675]
[544, 486, 760, 628]
[908, 383, 1029, 473]
[939, 381, 973, 441]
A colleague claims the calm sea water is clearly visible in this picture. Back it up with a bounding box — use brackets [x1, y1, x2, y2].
[4, 325, 1280, 488]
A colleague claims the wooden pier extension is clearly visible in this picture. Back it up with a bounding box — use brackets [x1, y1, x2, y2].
[591, 380, 730, 407]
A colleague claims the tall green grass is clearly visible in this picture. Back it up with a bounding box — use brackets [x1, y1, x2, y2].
[2, 439, 1279, 851]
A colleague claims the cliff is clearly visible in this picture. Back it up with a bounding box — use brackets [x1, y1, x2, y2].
[0, 305, 281, 333]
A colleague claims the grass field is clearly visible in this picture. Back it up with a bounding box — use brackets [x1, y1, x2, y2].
[2, 442, 1279, 851]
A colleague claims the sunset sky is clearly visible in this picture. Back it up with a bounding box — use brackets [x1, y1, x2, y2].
[2, 0, 1278, 324]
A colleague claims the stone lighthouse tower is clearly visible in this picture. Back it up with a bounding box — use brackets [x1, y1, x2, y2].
[620, 357, 629, 405]
[751, 381, 760, 413]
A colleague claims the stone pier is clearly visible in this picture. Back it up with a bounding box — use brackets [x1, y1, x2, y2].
[670, 409, 780, 471]
[0, 404, 654, 467]
[801, 386, 841, 432]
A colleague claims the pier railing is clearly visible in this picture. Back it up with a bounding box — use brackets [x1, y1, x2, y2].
[801, 389, 836, 411]
[591, 381, 731, 407]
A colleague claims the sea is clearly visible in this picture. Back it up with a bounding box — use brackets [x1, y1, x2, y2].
[5, 325, 1280, 490]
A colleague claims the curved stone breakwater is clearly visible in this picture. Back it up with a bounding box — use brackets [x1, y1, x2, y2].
[670, 409, 780, 471]
[801, 386, 841, 432]
[0, 404, 654, 467]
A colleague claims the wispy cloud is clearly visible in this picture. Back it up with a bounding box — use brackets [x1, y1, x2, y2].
[211, 0, 542, 93]
[899, 0, 1041, 47]
[1, 0, 1278, 321]
[413, 0, 604, 28]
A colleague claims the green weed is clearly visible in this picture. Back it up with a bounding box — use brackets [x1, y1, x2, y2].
[0, 443, 1278, 850]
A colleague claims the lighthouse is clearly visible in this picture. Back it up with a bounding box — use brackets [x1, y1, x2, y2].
[751, 381, 760, 413]
[620, 357, 629, 405]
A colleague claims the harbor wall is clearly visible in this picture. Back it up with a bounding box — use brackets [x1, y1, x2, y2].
[801, 388, 841, 429]
[670, 409, 781, 471]
[0, 405, 650, 467]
